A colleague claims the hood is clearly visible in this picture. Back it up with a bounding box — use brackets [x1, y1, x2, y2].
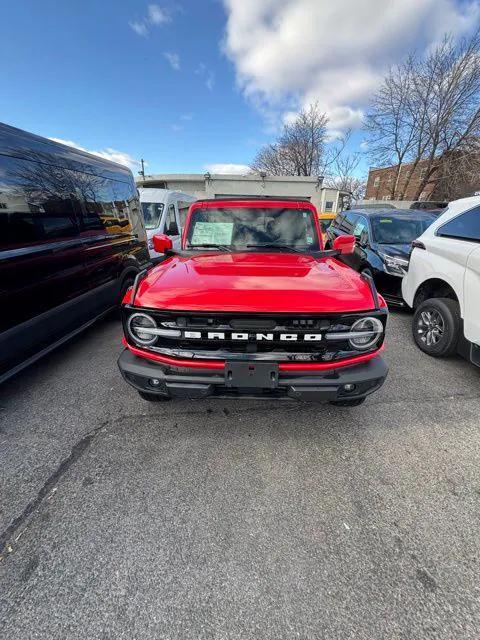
[376, 243, 411, 259]
[134, 252, 377, 313]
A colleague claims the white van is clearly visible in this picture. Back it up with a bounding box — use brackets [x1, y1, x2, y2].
[139, 188, 196, 256]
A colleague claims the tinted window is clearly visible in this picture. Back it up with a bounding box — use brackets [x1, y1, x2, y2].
[331, 213, 344, 228]
[340, 212, 358, 233]
[371, 216, 434, 244]
[78, 174, 136, 235]
[0, 153, 139, 248]
[353, 216, 368, 238]
[0, 154, 80, 248]
[437, 207, 480, 242]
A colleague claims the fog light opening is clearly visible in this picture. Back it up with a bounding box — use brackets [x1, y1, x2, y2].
[343, 383, 356, 393]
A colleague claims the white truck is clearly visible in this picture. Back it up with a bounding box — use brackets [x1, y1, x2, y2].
[139, 188, 196, 257]
[402, 196, 480, 367]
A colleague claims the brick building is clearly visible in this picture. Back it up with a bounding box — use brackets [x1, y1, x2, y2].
[365, 155, 480, 202]
[365, 160, 434, 201]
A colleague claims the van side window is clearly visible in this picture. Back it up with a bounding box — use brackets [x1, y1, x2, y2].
[0, 154, 79, 248]
[437, 206, 480, 242]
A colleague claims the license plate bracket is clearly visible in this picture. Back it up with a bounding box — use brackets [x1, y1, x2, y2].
[225, 361, 279, 389]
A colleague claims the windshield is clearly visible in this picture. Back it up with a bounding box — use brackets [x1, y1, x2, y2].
[371, 216, 434, 244]
[142, 202, 164, 230]
[186, 207, 320, 250]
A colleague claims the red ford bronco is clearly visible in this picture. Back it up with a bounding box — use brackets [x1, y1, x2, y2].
[118, 198, 388, 406]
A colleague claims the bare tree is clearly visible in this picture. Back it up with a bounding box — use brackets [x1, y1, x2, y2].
[410, 33, 480, 200]
[364, 57, 417, 199]
[324, 153, 366, 202]
[252, 102, 328, 176]
[365, 31, 480, 200]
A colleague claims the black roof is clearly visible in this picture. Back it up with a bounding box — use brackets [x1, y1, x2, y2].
[0, 121, 133, 181]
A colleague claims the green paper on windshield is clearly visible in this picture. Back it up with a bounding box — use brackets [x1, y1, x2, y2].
[379, 218, 393, 223]
[191, 222, 234, 245]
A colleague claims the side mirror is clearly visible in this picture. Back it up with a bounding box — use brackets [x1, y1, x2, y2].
[152, 233, 173, 254]
[333, 234, 355, 255]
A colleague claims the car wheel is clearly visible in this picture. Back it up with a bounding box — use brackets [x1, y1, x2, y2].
[330, 397, 366, 407]
[138, 391, 170, 402]
[119, 276, 135, 304]
[413, 297, 460, 357]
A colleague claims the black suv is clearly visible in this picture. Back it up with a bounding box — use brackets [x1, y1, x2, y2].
[0, 122, 150, 383]
[326, 208, 436, 306]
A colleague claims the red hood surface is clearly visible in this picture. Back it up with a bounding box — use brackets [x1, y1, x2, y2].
[134, 252, 376, 313]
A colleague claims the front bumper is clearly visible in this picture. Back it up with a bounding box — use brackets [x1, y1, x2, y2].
[118, 348, 388, 402]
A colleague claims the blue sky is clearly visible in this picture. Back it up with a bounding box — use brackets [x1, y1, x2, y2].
[1, 0, 479, 178]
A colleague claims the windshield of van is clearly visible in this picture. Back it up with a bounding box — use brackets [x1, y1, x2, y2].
[371, 215, 434, 244]
[142, 202, 164, 230]
[186, 207, 320, 251]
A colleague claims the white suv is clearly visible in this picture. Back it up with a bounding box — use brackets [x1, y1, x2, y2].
[402, 196, 480, 367]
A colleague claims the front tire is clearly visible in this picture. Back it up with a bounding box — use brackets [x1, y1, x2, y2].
[413, 297, 460, 357]
[138, 391, 170, 402]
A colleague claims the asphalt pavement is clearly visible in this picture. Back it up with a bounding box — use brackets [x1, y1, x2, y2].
[1, 311, 480, 639]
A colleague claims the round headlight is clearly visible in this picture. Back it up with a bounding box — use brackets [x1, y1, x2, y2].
[128, 313, 157, 345]
[348, 317, 383, 351]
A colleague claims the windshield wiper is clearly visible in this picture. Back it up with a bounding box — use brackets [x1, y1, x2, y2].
[246, 243, 304, 253]
[188, 243, 233, 252]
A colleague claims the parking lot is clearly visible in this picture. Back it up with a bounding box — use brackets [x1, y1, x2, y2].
[1, 311, 480, 639]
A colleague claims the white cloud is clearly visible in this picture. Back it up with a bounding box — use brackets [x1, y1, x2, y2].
[171, 124, 184, 132]
[130, 3, 174, 36]
[129, 20, 148, 37]
[222, 0, 480, 133]
[164, 51, 181, 71]
[148, 4, 171, 25]
[196, 63, 215, 90]
[180, 113, 194, 121]
[49, 137, 141, 172]
[204, 163, 252, 174]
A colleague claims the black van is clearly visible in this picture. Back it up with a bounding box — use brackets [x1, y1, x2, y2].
[0, 122, 150, 383]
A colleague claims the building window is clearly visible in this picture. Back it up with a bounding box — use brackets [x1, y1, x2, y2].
[324, 201, 334, 212]
[374, 176, 380, 187]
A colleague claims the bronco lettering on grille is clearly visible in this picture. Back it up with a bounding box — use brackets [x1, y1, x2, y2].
[181, 331, 322, 342]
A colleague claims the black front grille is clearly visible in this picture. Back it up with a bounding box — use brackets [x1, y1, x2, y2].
[123, 308, 387, 363]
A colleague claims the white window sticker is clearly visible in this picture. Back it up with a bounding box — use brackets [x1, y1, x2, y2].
[191, 222, 234, 245]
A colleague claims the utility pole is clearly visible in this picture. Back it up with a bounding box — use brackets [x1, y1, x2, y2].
[138, 159, 146, 182]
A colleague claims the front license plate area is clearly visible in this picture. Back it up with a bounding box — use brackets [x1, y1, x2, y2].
[225, 361, 279, 389]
